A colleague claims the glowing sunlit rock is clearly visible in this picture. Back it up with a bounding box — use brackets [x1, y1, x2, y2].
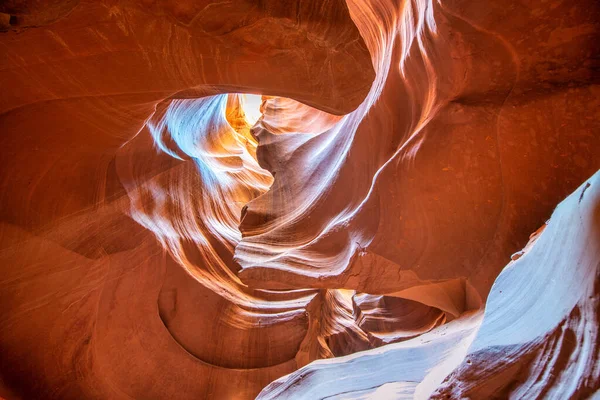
[0, 0, 598, 398]
[257, 172, 600, 399]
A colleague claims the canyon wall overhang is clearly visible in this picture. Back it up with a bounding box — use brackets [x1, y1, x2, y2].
[0, 0, 599, 399]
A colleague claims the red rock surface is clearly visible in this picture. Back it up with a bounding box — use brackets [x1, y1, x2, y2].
[0, 0, 599, 399]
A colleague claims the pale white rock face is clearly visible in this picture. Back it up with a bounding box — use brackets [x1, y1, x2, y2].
[0, 0, 599, 399]
[256, 172, 600, 399]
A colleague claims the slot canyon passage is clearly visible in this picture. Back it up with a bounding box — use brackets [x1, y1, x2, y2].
[0, 0, 600, 398]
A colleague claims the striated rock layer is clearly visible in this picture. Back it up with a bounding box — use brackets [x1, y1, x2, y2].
[0, 0, 599, 399]
[237, 0, 600, 303]
[257, 172, 600, 399]
[0, 1, 375, 398]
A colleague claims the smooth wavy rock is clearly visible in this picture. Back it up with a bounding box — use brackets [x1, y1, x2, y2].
[257, 171, 600, 399]
[0, 0, 599, 398]
[0, 0, 374, 398]
[236, 0, 600, 304]
[353, 293, 446, 346]
[0, 0, 373, 240]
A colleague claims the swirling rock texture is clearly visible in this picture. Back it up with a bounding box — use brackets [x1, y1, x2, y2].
[0, 0, 598, 399]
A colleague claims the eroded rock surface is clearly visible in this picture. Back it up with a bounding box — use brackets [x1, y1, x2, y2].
[0, 0, 599, 399]
[258, 171, 600, 400]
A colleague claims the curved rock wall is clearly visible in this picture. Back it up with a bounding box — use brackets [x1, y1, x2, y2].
[0, 0, 598, 399]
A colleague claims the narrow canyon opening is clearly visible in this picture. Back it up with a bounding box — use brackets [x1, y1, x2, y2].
[0, 0, 598, 399]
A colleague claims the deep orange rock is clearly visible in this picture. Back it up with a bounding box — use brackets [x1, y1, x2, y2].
[0, 0, 598, 399]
